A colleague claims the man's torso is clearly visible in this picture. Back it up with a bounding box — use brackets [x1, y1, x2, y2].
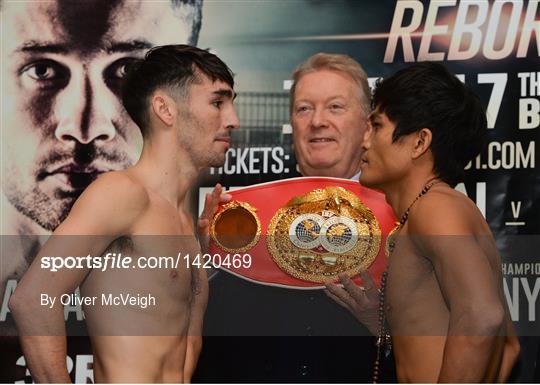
[386, 189, 507, 382]
[81, 174, 200, 382]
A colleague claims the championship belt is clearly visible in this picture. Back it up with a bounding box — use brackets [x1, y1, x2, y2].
[209, 177, 396, 288]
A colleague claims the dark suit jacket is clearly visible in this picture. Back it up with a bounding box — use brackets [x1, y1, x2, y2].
[193, 272, 396, 382]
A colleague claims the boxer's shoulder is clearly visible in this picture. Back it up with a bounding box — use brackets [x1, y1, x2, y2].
[84, 171, 149, 209]
[407, 186, 480, 236]
[61, 171, 150, 236]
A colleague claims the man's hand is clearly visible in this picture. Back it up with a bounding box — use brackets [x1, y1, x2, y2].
[325, 271, 380, 335]
[197, 183, 232, 254]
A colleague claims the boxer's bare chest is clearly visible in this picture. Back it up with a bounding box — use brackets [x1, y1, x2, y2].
[80, 195, 200, 316]
[385, 232, 448, 336]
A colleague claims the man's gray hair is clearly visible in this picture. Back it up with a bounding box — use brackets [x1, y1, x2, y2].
[290, 52, 371, 115]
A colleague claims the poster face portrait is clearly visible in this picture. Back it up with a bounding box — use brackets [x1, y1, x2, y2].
[1, 0, 202, 234]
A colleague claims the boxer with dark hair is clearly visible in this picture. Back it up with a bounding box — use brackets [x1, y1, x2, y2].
[1, 1, 203, 342]
[10, 45, 239, 383]
[327, 62, 519, 382]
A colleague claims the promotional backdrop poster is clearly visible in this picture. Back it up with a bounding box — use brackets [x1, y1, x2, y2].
[1, 0, 539, 383]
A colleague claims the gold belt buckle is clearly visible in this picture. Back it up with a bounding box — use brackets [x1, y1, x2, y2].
[267, 186, 381, 283]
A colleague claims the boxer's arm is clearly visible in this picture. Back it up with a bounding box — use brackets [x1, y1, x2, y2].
[9, 173, 148, 383]
[10, 233, 95, 383]
[183, 267, 208, 383]
[182, 184, 227, 382]
[410, 196, 505, 382]
[497, 319, 520, 382]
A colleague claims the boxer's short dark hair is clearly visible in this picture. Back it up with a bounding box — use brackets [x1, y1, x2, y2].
[372, 62, 487, 187]
[122, 44, 234, 137]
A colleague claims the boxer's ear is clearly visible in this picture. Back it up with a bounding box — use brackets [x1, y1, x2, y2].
[151, 92, 176, 127]
[411, 128, 432, 159]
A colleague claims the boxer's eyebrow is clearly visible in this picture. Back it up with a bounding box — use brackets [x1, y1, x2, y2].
[16, 41, 69, 54]
[15, 39, 152, 54]
[213, 89, 237, 100]
[106, 40, 153, 54]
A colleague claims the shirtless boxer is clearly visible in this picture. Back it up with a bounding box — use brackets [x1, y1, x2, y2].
[9, 45, 239, 383]
[326, 62, 519, 382]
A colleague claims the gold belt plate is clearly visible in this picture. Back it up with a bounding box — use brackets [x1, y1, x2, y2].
[267, 186, 381, 283]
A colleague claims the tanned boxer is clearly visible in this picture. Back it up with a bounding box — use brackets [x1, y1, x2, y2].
[326, 62, 519, 382]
